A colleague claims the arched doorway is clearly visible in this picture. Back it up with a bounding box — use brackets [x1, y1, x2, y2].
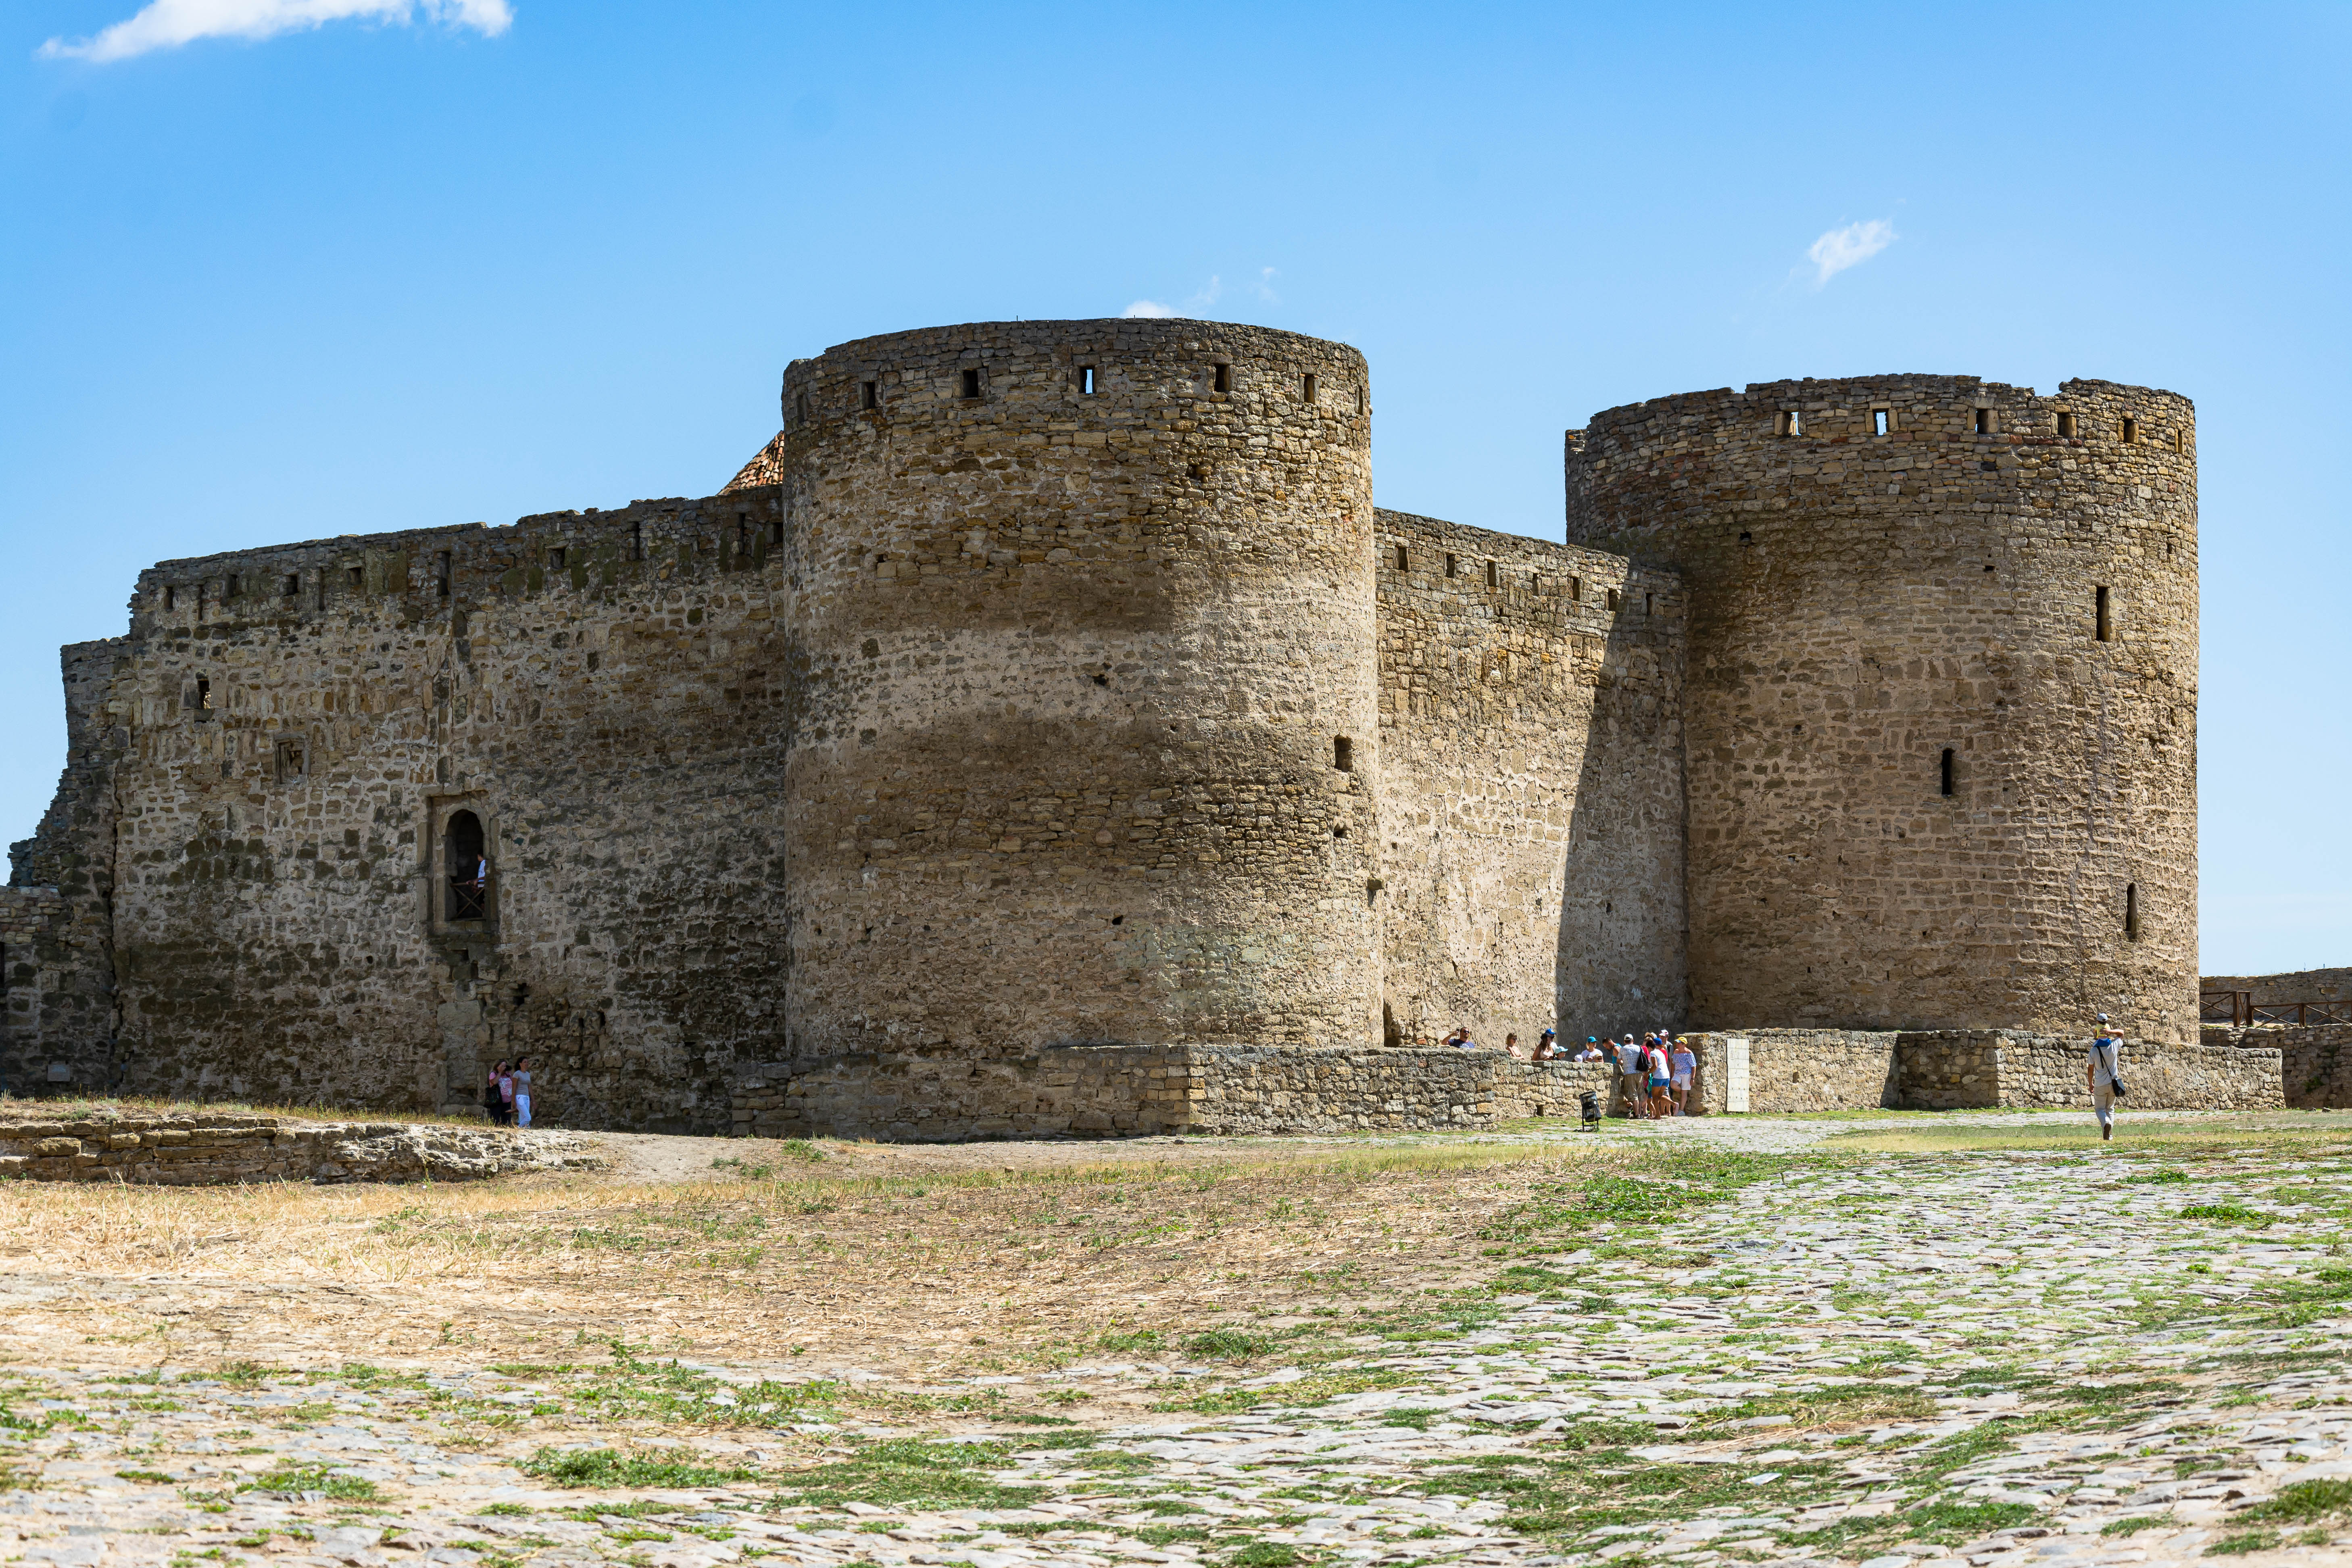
[446, 810, 487, 921]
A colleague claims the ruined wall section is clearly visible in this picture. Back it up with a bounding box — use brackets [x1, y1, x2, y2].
[772, 319, 1380, 1059]
[83, 488, 788, 1128]
[6, 638, 132, 1092]
[1567, 375, 2198, 1041]
[1372, 509, 1686, 1049]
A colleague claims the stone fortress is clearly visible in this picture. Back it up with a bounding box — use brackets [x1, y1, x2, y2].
[3, 316, 2270, 1135]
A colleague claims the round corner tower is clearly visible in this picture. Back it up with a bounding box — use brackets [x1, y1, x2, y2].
[1566, 375, 2198, 1043]
[775, 318, 1380, 1059]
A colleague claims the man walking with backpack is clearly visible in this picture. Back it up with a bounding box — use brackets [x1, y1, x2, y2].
[2088, 1013, 2125, 1143]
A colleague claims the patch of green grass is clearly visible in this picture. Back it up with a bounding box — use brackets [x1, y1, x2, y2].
[2202, 1528, 2279, 1556]
[1480, 1149, 1793, 1252]
[765, 1439, 1041, 1512]
[1903, 1499, 2037, 1541]
[520, 1448, 761, 1489]
[238, 1462, 382, 1502]
[1184, 1328, 1280, 1362]
[1096, 1330, 1165, 1353]
[2180, 1203, 2273, 1225]
[605, 1528, 675, 1545]
[2239, 1478, 2352, 1524]
[475, 1503, 533, 1517]
[1131, 1526, 1213, 1546]
[1226, 1546, 1301, 1568]
[115, 1469, 177, 1484]
[1153, 1366, 1417, 1416]
[1693, 1382, 1938, 1432]
[2123, 1168, 2194, 1185]
[2102, 1514, 2173, 1537]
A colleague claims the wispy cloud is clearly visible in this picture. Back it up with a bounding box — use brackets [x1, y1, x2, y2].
[39, 0, 511, 64]
[1806, 219, 1896, 286]
[1120, 272, 1245, 320]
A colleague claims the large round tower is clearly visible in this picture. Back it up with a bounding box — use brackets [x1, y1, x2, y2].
[1566, 375, 2198, 1043]
[774, 319, 1380, 1059]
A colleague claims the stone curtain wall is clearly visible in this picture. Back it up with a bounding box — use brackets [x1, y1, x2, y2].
[2202, 968, 2352, 1004]
[0, 886, 115, 1095]
[1372, 509, 1687, 1051]
[2203, 1024, 2352, 1109]
[1985, 1036, 2281, 1110]
[0, 1111, 598, 1184]
[734, 1047, 1622, 1141]
[6, 638, 127, 1093]
[762, 320, 1383, 1061]
[1566, 376, 2200, 1043]
[1676, 1030, 2275, 1115]
[15, 489, 792, 1130]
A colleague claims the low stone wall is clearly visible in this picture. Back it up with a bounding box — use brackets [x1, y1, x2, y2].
[731, 1030, 2291, 1142]
[1985, 1036, 2282, 1110]
[2205, 1024, 2352, 1109]
[733, 1047, 1626, 1141]
[0, 1110, 603, 1184]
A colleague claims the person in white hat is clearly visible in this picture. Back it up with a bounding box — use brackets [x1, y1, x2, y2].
[2088, 1013, 2124, 1143]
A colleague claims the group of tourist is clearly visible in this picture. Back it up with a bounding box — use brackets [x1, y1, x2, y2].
[483, 1058, 534, 1127]
[1425, 1023, 1700, 1116]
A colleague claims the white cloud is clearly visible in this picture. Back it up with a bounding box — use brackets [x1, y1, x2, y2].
[1121, 300, 1178, 318]
[39, 0, 511, 63]
[1253, 266, 1279, 303]
[1121, 275, 1221, 319]
[1806, 218, 1896, 286]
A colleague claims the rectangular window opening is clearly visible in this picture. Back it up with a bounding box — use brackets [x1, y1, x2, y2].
[346, 566, 363, 589]
[1940, 748, 1955, 797]
[163, 585, 176, 611]
[2058, 412, 2078, 438]
[1644, 591, 1653, 617]
[1444, 553, 1458, 579]
[1078, 367, 1095, 396]
[1531, 571, 1543, 593]
[196, 677, 211, 710]
[2125, 883, 2141, 940]
[1354, 385, 1366, 415]
[862, 380, 878, 410]
[1975, 407, 1992, 435]
[548, 547, 567, 571]
[1303, 372, 1318, 402]
[2121, 416, 2137, 444]
[769, 517, 784, 547]
[435, 553, 451, 599]
[2173, 430, 2185, 453]
[797, 391, 811, 423]
[960, 369, 981, 399]
[1332, 736, 1354, 772]
[1212, 363, 1231, 394]
[1606, 586, 1621, 612]
[1394, 543, 1409, 571]
[225, 573, 240, 599]
[274, 739, 304, 781]
[2095, 585, 2113, 642]
[630, 524, 644, 562]
[1484, 560, 1498, 588]
[1777, 410, 1801, 437]
[1569, 575, 1582, 602]
[1872, 409, 1890, 436]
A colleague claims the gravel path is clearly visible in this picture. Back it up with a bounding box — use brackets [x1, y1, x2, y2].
[6, 1121, 2348, 1568]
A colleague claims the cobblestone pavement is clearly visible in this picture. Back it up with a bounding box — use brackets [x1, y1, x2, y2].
[5, 1118, 2350, 1568]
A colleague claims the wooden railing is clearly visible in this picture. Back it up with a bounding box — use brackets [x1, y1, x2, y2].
[2202, 991, 2351, 1028]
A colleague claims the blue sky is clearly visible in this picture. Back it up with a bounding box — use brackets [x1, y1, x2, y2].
[4, 1, 2346, 976]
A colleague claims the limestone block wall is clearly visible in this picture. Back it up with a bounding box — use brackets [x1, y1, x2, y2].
[0, 1111, 598, 1184]
[1372, 509, 1687, 1050]
[762, 320, 1381, 1061]
[1983, 1037, 2281, 1110]
[1678, 1029, 1904, 1114]
[2202, 967, 2352, 1002]
[1566, 375, 2199, 1042]
[2204, 1024, 2352, 1108]
[13, 489, 794, 1130]
[0, 886, 114, 1094]
[733, 1047, 1621, 1141]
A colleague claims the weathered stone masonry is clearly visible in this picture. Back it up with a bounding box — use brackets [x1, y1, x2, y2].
[9, 324, 2208, 1135]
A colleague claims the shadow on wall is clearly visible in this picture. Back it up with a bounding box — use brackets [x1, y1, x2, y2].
[1553, 583, 1689, 1043]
